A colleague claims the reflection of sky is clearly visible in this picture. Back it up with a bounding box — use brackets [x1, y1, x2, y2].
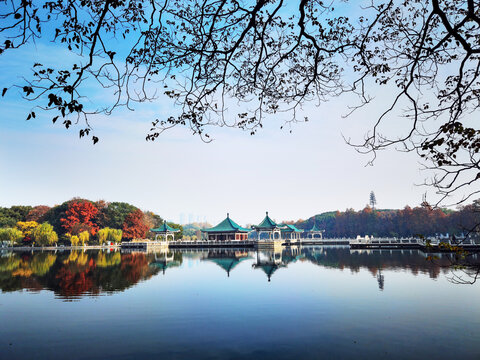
[1, 250, 480, 359]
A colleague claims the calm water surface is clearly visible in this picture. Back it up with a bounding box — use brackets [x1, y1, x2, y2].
[1, 246, 479, 359]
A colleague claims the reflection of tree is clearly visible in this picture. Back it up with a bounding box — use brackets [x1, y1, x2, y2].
[96, 252, 121, 268]
[0, 254, 21, 272]
[301, 247, 458, 280]
[55, 253, 97, 297]
[377, 269, 384, 291]
[0, 250, 161, 299]
[30, 253, 57, 276]
[432, 252, 480, 285]
[121, 253, 150, 284]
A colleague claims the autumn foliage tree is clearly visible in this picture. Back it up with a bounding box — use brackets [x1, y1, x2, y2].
[26, 206, 51, 222]
[32, 223, 58, 246]
[16, 221, 38, 241]
[60, 200, 99, 236]
[122, 209, 149, 240]
[297, 204, 477, 238]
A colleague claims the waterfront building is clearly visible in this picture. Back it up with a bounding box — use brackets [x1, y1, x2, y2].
[150, 221, 180, 242]
[202, 213, 250, 241]
[280, 224, 303, 241]
[252, 212, 283, 240]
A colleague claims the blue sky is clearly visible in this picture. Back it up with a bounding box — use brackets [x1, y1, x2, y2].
[0, 2, 458, 225]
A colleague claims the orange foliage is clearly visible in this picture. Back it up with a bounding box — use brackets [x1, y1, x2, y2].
[61, 200, 99, 235]
[122, 209, 148, 240]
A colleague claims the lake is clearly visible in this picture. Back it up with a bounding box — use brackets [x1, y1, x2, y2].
[1, 246, 479, 359]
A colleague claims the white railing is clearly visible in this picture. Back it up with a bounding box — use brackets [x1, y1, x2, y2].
[350, 237, 426, 246]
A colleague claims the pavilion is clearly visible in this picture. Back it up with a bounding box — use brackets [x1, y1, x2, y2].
[201, 213, 250, 241]
[252, 212, 283, 240]
[150, 221, 180, 242]
[307, 221, 324, 239]
[280, 224, 303, 241]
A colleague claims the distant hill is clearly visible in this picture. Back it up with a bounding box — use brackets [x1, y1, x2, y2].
[183, 222, 212, 237]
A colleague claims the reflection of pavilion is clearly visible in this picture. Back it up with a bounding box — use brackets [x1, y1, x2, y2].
[281, 246, 305, 265]
[252, 249, 286, 281]
[203, 250, 250, 277]
[149, 251, 182, 274]
[252, 212, 283, 240]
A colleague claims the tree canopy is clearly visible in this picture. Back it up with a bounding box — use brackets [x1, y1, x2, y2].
[295, 202, 480, 238]
[2, 1, 480, 203]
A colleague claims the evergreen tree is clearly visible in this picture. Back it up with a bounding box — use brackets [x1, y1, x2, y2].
[369, 191, 377, 210]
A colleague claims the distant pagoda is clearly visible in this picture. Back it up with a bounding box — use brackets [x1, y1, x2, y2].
[201, 213, 250, 241]
[150, 220, 180, 242]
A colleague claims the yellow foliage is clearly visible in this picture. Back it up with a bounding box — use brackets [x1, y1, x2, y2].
[0, 255, 21, 272]
[12, 267, 33, 277]
[98, 228, 123, 244]
[64, 251, 88, 266]
[96, 252, 121, 267]
[12, 260, 33, 277]
[70, 235, 80, 246]
[0, 227, 24, 244]
[16, 221, 38, 238]
[78, 231, 89, 246]
[64, 250, 79, 264]
[32, 223, 58, 246]
[76, 252, 89, 266]
[30, 253, 57, 276]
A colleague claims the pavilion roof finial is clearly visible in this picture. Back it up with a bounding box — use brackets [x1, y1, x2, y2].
[227, 212, 229, 218]
[266, 211, 268, 216]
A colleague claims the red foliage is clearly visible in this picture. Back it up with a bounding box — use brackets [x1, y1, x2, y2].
[26, 205, 51, 222]
[122, 209, 149, 240]
[60, 200, 99, 235]
[121, 253, 149, 283]
[56, 259, 97, 298]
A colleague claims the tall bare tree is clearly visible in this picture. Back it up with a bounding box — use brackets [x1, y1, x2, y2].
[1, 0, 480, 204]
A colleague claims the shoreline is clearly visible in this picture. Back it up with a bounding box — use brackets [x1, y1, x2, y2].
[1, 245, 120, 251]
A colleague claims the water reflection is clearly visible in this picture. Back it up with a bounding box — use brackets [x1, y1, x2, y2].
[204, 250, 250, 277]
[0, 250, 161, 299]
[0, 246, 477, 299]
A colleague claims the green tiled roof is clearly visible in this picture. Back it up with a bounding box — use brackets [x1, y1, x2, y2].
[206, 257, 249, 276]
[151, 221, 180, 233]
[254, 212, 278, 230]
[254, 264, 284, 281]
[280, 224, 303, 233]
[202, 214, 250, 233]
[309, 222, 323, 232]
[149, 260, 181, 274]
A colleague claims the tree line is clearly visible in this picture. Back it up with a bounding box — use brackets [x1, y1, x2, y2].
[0, 198, 183, 246]
[295, 202, 480, 238]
